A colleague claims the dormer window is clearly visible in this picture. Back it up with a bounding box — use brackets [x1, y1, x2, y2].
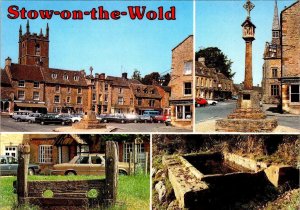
[51, 73, 57, 79]
[150, 89, 155, 94]
[144, 88, 148, 94]
[35, 44, 40, 56]
[63, 74, 69, 80]
[74, 75, 79, 81]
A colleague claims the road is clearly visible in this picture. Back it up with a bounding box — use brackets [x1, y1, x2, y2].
[0, 115, 191, 133]
[195, 100, 300, 130]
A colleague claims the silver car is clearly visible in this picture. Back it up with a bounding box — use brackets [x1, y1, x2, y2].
[25, 113, 42, 123]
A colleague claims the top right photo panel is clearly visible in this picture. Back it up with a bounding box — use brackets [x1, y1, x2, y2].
[195, 0, 300, 133]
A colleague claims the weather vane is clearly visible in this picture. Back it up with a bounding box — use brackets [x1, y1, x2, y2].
[243, 0, 255, 18]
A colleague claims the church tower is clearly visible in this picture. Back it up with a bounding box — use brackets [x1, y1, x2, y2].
[271, 0, 280, 45]
[18, 21, 49, 67]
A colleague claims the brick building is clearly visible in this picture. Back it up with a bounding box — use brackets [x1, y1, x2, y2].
[195, 57, 234, 99]
[262, 0, 282, 104]
[281, 1, 300, 114]
[169, 35, 193, 129]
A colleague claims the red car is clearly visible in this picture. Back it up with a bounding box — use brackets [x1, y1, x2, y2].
[195, 98, 208, 107]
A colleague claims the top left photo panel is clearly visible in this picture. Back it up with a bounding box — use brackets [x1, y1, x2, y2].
[0, 1, 194, 133]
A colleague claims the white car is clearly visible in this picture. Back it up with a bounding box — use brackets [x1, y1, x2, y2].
[206, 99, 218, 106]
[70, 115, 83, 123]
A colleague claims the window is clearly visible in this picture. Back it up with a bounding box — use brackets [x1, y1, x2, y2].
[176, 105, 191, 120]
[123, 143, 145, 163]
[144, 88, 148, 94]
[35, 44, 40, 56]
[39, 145, 53, 163]
[272, 31, 279, 38]
[105, 83, 108, 91]
[137, 88, 141, 93]
[33, 81, 40, 88]
[51, 73, 57, 79]
[78, 88, 82, 94]
[77, 96, 82, 104]
[33, 91, 39, 100]
[54, 107, 61, 113]
[93, 93, 96, 101]
[272, 68, 278, 78]
[74, 75, 79, 81]
[76, 156, 89, 164]
[5, 146, 17, 158]
[55, 85, 60, 92]
[119, 88, 123, 94]
[66, 96, 71, 103]
[103, 105, 108, 112]
[290, 85, 300, 103]
[149, 99, 155, 107]
[184, 82, 192, 95]
[118, 97, 124, 105]
[76, 108, 83, 114]
[138, 98, 142, 106]
[67, 87, 71, 93]
[150, 89, 155, 94]
[271, 85, 279, 96]
[104, 94, 108, 102]
[91, 156, 102, 164]
[63, 74, 69, 80]
[54, 95, 60, 103]
[184, 61, 192, 75]
[18, 81, 25, 87]
[18, 90, 25, 100]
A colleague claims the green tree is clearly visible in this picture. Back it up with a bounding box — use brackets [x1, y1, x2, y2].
[196, 47, 235, 79]
[132, 69, 142, 81]
[141, 72, 161, 85]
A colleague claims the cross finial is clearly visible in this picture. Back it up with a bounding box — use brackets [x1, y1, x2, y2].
[89, 66, 93, 76]
[243, 0, 255, 18]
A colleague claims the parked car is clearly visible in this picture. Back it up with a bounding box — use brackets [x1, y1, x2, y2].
[100, 114, 128, 123]
[25, 113, 42, 123]
[35, 114, 72, 125]
[153, 114, 170, 123]
[214, 97, 225, 102]
[0, 155, 40, 176]
[125, 114, 141, 123]
[50, 154, 131, 176]
[12, 110, 33, 122]
[195, 98, 208, 107]
[232, 95, 238, 100]
[141, 110, 160, 122]
[96, 114, 106, 121]
[206, 99, 218, 106]
[70, 114, 83, 123]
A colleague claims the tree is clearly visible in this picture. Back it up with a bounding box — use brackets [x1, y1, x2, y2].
[141, 72, 161, 85]
[196, 47, 235, 79]
[131, 69, 142, 81]
[161, 73, 170, 86]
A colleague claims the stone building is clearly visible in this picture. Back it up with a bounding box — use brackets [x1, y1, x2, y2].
[195, 57, 234, 99]
[262, 0, 282, 104]
[281, 1, 300, 114]
[168, 35, 193, 129]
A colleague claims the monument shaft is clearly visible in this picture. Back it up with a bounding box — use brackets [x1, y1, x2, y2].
[244, 41, 253, 90]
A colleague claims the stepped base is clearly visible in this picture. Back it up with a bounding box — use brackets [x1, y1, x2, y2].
[72, 111, 106, 129]
[228, 108, 267, 119]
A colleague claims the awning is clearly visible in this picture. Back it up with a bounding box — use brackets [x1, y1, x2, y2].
[55, 134, 88, 146]
[15, 102, 47, 108]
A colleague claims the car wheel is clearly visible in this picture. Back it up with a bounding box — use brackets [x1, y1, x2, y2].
[144, 120, 147, 123]
[28, 120, 32, 124]
[119, 170, 127, 176]
[212, 102, 216, 106]
[74, 120, 79, 123]
[28, 168, 35, 175]
[197, 104, 200, 107]
[103, 119, 108, 123]
[41, 121, 45, 125]
[121, 120, 125, 124]
[61, 121, 65, 125]
[17, 118, 21, 122]
[134, 119, 137, 123]
[66, 171, 76, 176]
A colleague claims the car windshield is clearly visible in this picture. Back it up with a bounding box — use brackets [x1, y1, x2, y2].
[7, 157, 18, 164]
[91, 156, 102, 164]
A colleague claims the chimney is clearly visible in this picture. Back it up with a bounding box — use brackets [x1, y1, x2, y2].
[80, 70, 86, 76]
[100, 73, 105, 79]
[122, 72, 128, 79]
[5, 57, 12, 66]
[198, 57, 205, 64]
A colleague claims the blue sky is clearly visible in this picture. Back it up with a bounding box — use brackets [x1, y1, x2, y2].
[196, 0, 295, 85]
[1, 1, 192, 77]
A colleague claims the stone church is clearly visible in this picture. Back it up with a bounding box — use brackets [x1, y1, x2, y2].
[262, 0, 299, 114]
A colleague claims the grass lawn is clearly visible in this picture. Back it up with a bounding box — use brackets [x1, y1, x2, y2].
[0, 174, 150, 210]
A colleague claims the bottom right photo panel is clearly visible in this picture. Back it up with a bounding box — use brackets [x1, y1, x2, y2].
[152, 134, 299, 210]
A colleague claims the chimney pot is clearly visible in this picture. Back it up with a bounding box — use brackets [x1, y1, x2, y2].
[5, 57, 12, 66]
[122, 72, 128, 79]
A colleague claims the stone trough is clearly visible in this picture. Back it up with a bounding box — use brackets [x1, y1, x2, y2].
[163, 152, 299, 209]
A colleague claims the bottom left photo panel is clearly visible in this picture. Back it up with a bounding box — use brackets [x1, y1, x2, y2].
[0, 134, 150, 210]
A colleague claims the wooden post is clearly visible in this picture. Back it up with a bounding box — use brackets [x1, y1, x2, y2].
[145, 152, 148, 174]
[17, 144, 30, 205]
[105, 141, 118, 206]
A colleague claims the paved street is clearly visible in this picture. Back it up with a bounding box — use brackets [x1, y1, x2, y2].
[0, 115, 191, 133]
[196, 100, 300, 130]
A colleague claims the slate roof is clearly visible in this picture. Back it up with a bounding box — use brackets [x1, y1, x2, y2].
[130, 83, 162, 99]
[41, 68, 87, 86]
[10, 64, 44, 82]
[106, 76, 141, 87]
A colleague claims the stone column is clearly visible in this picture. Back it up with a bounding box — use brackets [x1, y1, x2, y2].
[244, 41, 253, 90]
[17, 144, 30, 205]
